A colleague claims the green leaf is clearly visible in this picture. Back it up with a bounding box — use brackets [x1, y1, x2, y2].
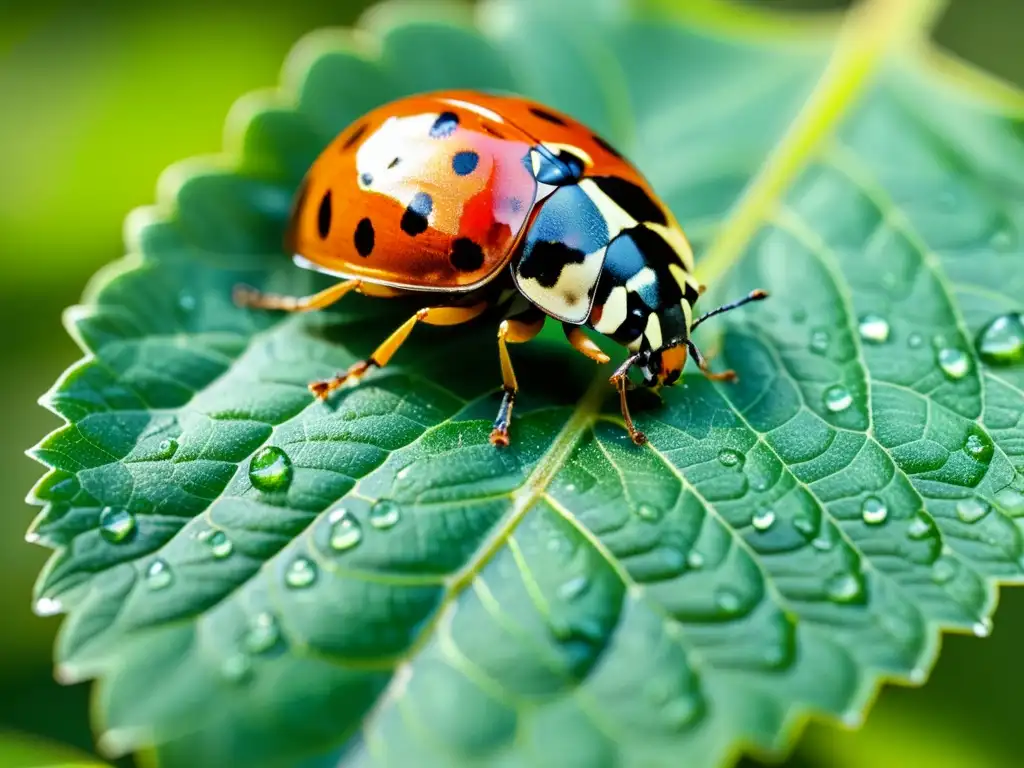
[26, 0, 1024, 766]
[0, 729, 109, 768]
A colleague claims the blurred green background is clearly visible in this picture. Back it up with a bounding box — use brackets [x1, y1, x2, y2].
[2, 0, 1022, 765]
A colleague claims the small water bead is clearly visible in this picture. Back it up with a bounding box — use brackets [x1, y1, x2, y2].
[714, 587, 742, 615]
[558, 576, 590, 601]
[793, 514, 818, 539]
[936, 347, 971, 380]
[931, 556, 960, 585]
[157, 438, 179, 459]
[964, 431, 994, 462]
[686, 551, 705, 570]
[145, 559, 173, 590]
[328, 509, 363, 551]
[827, 573, 863, 603]
[178, 291, 197, 312]
[907, 511, 936, 541]
[284, 556, 318, 589]
[976, 313, 1024, 366]
[972, 617, 993, 638]
[861, 497, 888, 525]
[636, 503, 664, 522]
[245, 612, 280, 654]
[662, 695, 700, 729]
[809, 328, 830, 354]
[858, 314, 891, 344]
[45, 472, 80, 502]
[248, 447, 294, 492]
[718, 449, 744, 468]
[33, 597, 62, 617]
[908, 332, 924, 349]
[956, 498, 990, 524]
[751, 509, 776, 532]
[207, 531, 234, 559]
[369, 500, 401, 530]
[220, 653, 252, 684]
[823, 385, 853, 413]
[994, 487, 1024, 516]
[99, 508, 137, 544]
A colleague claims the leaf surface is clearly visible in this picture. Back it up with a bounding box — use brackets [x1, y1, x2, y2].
[27, 0, 1024, 766]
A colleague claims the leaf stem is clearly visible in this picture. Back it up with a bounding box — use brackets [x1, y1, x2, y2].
[695, 0, 948, 285]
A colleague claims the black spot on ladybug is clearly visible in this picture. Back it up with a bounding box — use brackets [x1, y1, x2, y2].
[591, 176, 667, 225]
[482, 123, 503, 138]
[317, 190, 332, 239]
[360, 173, 374, 187]
[452, 151, 479, 176]
[388, 157, 401, 169]
[613, 292, 651, 345]
[401, 192, 433, 236]
[430, 112, 459, 138]
[354, 218, 375, 257]
[518, 240, 587, 289]
[341, 123, 368, 151]
[592, 133, 623, 159]
[529, 106, 568, 126]
[449, 238, 485, 272]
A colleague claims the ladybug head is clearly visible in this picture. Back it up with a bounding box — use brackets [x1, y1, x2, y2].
[638, 343, 688, 389]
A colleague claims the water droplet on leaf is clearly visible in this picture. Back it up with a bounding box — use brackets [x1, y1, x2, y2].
[858, 314, 890, 344]
[662, 695, 700, 729]
[751, 509, 776, 532]
[369, 500, 401, 530]
[714, 587, 742, 615]
[824, 385, 853, 413]
[245, 612, 280, 654]
[931, 556, 959, 585]
[249, 447, 293, 492]
[907, 511, 936, 540]
[220, 653, 252, 683]
[328, 509, 363, 551]
[827, 573, 863, 603]
[178, 291, 197, 312]
[145, 559, 173, 590]
[284, 556, 317, 589]
[205, 530, 233, 559]
[558, 576, 590, 601]
[936, 347, 971, 380]
[956, 498, 990, 523]
[964, 430, 993, 462]
[861, 496, 888, 525]
[99, 508, 136, 544]
[809, 328, 830, 354]
[33, 597, 62, 617]
[908, 332, 924, 349]
[976, 313, 1024, 366]
[686, 551, 705, 570]
[157, 438, 179, 459]
[46, 472, 79, 502]
[995, 486, 1024, 516]
[718, 449, 744, 468]
[972, 617, 993, 637]
[636, 503, 664, 522]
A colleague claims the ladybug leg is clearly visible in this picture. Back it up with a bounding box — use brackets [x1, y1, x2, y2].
[686, 340, 737, 382]
[489, 314, 546, 448]
[234, 279, 362, 312]
[309, 302, 488, 400]
[609, 353, 647, 446]
[563, 324, 611, 364]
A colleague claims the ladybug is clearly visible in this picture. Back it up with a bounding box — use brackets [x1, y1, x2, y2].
[235, 90, 767, 446]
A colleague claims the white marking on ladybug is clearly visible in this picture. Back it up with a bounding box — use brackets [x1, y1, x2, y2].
[441, 98, 505, 123]
[648, 222, 696, 272]
[579, 179, 637, 237]
[644, 313, 664, 350]
[593, 286, 628, 335]
[625, 267, 657, 295]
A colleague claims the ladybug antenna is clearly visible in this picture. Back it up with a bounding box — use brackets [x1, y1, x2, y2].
[691, 289, 768, 331]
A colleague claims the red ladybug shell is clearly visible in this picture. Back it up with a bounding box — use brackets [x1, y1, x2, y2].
[287, 90, 675, 293]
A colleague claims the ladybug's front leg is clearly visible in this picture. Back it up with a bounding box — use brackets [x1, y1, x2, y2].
[310, 302, 488, 400]
[609, 353, 647, 446]
[489, 313, 546, 447]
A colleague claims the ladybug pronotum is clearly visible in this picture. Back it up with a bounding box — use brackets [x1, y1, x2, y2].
[235, 90, 768, 446]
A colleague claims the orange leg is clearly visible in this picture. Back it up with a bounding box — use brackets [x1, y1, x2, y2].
[310, 302, 488, 399]
[234, 279, 362, 313]
[609, 353, 647, 446]
[686, 340, 737, 382]
[489, 314, 546, 447]
[563, 324, 611, 364]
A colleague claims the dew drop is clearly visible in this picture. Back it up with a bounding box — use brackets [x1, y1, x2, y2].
[157, 438, 179, 459]
[662, 695, 700, 729]
[976, 313, 1024, 367]
[284, 556, 317, 589]
[964, 430, 994, 462]
[823, 385, 853, 413]
[994, 486, 1024, 516]
[249, 446, 293, 492]
[99, 508, 137, 544]
[718, 449, 744, 468]
[686, 551, 705, 570]
[909, 667, 927, 684]
[931, 556, 959, 585]
[972, 617, 993, 637]
[245, 612, 280, 654]
[145, 559, 173, 590]
[33, 597, 62, 617]
[46, 472, 80, 502]
[178, 291, 197, 312]
[812, 525, 837, 552]
[558, 576, 590, 601]
[714, 587, 742, 615]
[369, 500, 401, 530]
[936, 347, 971, 380]
[908, 332, 924, 349]
[205, 530, 233, 559]
[636, 503, 664, 522]
[328, 509, 363, 551]
[827, 573, 863, 603]
[861, 496, 888, 525]
[907, 510, 936, 541]
[858, 314, 890, 344]
[809, 328, 830, 354]
[220, 653, 252, 683]
[793, 514, 818, 539]
[751, 509, 776, 532]
[956, 498, 990, 524]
